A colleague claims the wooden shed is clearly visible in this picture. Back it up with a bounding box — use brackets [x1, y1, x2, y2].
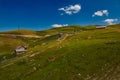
[14, 45, 27, 54]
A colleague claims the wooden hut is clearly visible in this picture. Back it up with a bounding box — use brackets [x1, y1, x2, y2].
[14, 45, 27, 54]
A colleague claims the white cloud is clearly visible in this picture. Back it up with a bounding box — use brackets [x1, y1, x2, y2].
[92, 10, 109, 17]
[58, 4, 81, 15]
[52, 24, 68, 28]
[104, 19, 118, 24]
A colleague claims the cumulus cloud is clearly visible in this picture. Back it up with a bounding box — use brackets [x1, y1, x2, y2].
[104, 19, 118, 24]
[58, 4, 81, 15]
[92, 10, 109, 17]
[52, 24, 68, 28]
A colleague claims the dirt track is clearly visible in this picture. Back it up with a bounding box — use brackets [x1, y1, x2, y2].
[0, 34, 41, 38]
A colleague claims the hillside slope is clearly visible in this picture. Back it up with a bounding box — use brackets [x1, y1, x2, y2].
[0, 30, 37, 35]
[0, 25, 120, 80]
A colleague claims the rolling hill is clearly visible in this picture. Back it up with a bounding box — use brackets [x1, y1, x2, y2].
[0, 30, 37, 35]
[0, 24, 120, 80]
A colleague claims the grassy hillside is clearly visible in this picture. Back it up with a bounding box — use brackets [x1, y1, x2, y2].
[0, 29, 37, 35]
[0, 24, 120, 80]
[36, 25, 96, 36]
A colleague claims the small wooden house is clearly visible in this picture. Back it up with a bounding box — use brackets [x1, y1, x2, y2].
[58, 33, 64, 38]
[96, 25, 106, 29]
[14, 45, 27, 54]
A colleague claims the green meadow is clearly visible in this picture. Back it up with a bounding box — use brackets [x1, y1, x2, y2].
[0, 24, 120, 80]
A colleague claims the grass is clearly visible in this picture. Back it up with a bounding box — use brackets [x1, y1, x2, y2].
[0, 37, 26, 54]
[0, 29, 38, 35]
[36, 25, 96, 36]
[0, 24, 120, 80]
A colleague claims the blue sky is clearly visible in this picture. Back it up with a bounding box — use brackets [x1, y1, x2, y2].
[0, 0, 120, 31]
